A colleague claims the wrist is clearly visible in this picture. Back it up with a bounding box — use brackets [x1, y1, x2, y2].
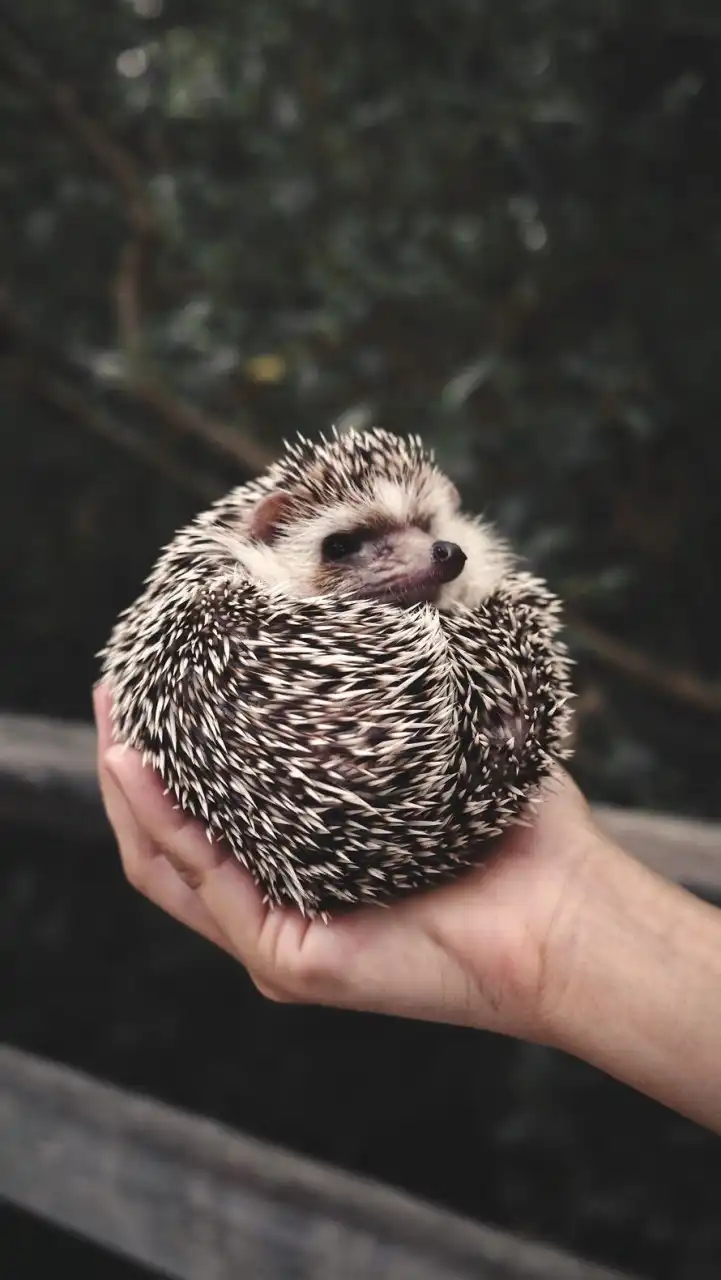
[541, 827, 721, 1131]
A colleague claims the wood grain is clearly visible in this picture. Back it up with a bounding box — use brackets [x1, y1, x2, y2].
[0, 1043, 635, 1280]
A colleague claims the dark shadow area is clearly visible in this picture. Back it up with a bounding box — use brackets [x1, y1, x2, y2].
[1, 1200, 162, 1279]
[3, 819, 721, 1280]
[4, 3, 721, 1276]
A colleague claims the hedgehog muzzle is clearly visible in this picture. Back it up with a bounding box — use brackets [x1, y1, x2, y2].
[361, 533, 468, 605]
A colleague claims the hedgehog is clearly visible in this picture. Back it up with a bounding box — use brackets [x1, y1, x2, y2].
[101, 427, 573, 917]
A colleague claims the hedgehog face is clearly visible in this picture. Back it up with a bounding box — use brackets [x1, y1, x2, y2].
[317, 521, 468, 606]
[243, 470, 511, 610]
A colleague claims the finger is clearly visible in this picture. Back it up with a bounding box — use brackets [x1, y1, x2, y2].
[102, 763, 238, 957]
[96, 687, 458, 1015]
[101, 728, 466, 1013]
[93, 681, 114, 757]
[95, 683, 294, 996]
[94, 687, 239, 957]
[103, 740, 270, 965]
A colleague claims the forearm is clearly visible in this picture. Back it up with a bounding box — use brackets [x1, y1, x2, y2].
[548, 834, 721, 1132]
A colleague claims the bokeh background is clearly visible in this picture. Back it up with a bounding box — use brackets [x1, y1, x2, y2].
[3, 3, 721, 1277]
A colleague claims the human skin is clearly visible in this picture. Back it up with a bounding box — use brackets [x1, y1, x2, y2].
[94, 684, 721, 1134]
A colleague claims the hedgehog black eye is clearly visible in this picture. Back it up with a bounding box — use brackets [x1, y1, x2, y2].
[321, 531, 364, 561]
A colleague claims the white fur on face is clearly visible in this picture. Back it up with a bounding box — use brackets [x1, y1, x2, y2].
[216, 474, 512, 611]
[435, 511, 511, 609]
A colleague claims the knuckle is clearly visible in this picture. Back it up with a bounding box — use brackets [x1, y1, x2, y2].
[251, 973, 303, 1005]
[287, 954, 333, 997]
[160, 845, 204, 890]
[117, 834, 160, 897]
[274, 948, 344, 1004]
[121, 849, 151, 894]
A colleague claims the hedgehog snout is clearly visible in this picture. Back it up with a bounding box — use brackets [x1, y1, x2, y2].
[431, 540, 467, 584]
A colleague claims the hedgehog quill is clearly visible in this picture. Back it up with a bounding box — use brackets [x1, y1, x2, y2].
[101, 428, 574, 917]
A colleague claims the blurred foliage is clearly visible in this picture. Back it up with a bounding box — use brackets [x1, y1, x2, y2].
[3, 0, 721, 814]
[4, 7, 721, 1279]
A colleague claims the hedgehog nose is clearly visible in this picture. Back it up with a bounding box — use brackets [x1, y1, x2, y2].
[431, 540, 467, 583]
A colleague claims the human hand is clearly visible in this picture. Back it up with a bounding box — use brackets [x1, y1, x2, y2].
[94, 682, 603, 1046]
[95, 679, 721, 1132]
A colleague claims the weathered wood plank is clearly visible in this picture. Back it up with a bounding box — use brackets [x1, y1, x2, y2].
[0, 710, 719, 893]
[596, 805, 721, 893]
[0, 1043, 634, 1280]
[0, 710, 106, 839]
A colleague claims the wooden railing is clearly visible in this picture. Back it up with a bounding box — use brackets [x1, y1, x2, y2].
[0, 1043, 635, 1280]
[2, 707, 720, 1278]
[2, 709, 720, 894]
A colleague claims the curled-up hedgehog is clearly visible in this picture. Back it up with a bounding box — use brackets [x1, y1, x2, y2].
[102, 428, 573, 916]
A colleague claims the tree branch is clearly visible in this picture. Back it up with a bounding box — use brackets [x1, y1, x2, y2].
[112, 235, 273, 474]
[0, 19, 155, 238]
[0, 18, 274, 478]
[0, 295, 222, 499]
[125, 374, 275, 475]
[5, 357, 222, 502]
[567, 616, 721, 715]
[115, 237, 146, 363]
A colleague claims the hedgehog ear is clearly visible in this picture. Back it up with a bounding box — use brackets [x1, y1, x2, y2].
[249, 490, 295, 544]
[446, 481, 461, 511]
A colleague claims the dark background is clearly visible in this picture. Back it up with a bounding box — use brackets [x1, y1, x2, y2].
[2, 3, 721, 1277]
